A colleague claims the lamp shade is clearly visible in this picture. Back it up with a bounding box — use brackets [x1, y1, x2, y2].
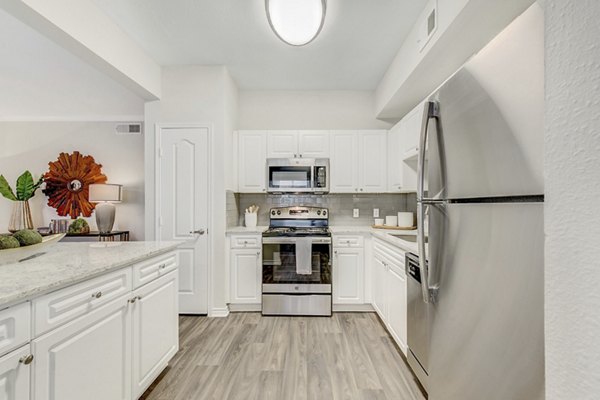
[89, 184, 122, 203]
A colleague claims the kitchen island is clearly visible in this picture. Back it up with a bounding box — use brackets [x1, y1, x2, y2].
[0, 241, 180, 400]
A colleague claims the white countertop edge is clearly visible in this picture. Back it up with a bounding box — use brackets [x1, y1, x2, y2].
[0, 242, 180, 310]
[226, 226, 268, 234]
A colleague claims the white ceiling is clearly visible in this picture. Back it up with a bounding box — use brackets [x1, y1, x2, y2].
[90, 0, 428, 90]
[0, 8, 145, 120]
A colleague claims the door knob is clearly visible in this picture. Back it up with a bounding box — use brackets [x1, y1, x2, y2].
[190, 229, 206, 235]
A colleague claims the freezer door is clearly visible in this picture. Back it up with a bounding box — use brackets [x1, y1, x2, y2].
[426, 23, 544, 199]
[427, 202, 544, 400]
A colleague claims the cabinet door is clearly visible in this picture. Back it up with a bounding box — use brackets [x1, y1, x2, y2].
[33, 297, 131, 400]
[358, 131, 388, 193]
[402, 102, 424, 156]
[298, 131, 330, 158]
[230, 249, 262, 304]
[267, 131, 298, 158]
[132, 271, 179, 399]
[387, 122, 404, 193]
[238, 131, 267, 192]
[372, 256, 387, 320]
[333, 247, 364, 305]
[330, 132, 358, 193]
[386, 263, 408, 355]
[0, 345, 31, 400]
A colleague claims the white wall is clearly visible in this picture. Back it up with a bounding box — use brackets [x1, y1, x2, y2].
[544, 1, 600, 398]
[144, 65, 234, 316]
[0, 122, 145, 239]
[238, 90, 391, 130]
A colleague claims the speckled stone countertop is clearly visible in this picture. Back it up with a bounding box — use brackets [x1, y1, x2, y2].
[0, 241, 180, 309]
[225, 226, 268, 234]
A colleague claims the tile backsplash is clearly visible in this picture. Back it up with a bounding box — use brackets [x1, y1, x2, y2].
[230, 192, 417, 227]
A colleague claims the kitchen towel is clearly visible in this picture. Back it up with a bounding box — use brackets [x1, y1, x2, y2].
[296, 238, 313, 275]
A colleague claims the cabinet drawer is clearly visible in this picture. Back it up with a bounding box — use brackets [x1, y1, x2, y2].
[33, 268, 132, 337]
[132, 252, 178, 290]
[333, 235, 364, 248]
[0, 302, 30, 357]
[230, 235, 261, 249]
[374, 238, 406, 267]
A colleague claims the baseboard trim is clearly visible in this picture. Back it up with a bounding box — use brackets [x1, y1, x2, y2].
[333, 303, 375, 312]
[209, 307, 230, 318]
[229, 304, 262, 312]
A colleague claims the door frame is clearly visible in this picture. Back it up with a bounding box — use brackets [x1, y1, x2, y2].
[154, 123, 214, 315]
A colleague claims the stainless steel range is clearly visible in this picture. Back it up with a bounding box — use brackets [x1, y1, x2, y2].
[262, 206, 332, 316]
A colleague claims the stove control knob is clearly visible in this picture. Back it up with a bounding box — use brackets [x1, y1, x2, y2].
[271, 210, 276, 216]
[317, 210, 321, 215]
[277, 210, 281, 215]
[323, 210, 327, 216]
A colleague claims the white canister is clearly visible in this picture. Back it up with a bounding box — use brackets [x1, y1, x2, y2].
[385, 215, 398, 226]
[374, 218, 384, 226]
[397, 212, 414, 228]
[245, 212, 258, 228]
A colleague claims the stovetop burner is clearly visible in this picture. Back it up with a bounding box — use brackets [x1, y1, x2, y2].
[262, 226, 331, 237]
[263, 206, 330, 237]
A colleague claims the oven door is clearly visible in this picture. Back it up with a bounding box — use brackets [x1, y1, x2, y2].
[262, 236, 332, 293]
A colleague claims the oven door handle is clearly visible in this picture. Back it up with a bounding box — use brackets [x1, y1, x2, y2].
[262, 237, 332, 245]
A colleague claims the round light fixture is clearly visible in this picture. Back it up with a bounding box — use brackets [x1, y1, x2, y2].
[265, 0, 327, 46]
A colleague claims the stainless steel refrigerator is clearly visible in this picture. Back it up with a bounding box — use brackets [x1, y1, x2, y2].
[407, 9, 545, 400]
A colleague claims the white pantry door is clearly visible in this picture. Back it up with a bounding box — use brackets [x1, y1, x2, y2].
[159, 126, 209, 314]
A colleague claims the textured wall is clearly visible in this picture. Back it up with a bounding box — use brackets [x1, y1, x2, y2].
[545, 1, 600, 398]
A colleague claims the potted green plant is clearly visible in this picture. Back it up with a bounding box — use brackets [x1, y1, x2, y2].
[0, 171, 44, 232]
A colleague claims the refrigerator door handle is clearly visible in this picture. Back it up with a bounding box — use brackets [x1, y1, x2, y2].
[417, 101, 439, 202]
[417, 202, 430, 303]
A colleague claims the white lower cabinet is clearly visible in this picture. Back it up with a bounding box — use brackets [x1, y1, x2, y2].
[0, 344, 32, 400]
[0, 251, 181, 400]
[229, 234, 262, 309]
[132, 271, 179, 398]
[372, 239, 408, 355]
[33, 296, 132, 400]
[386, 263, 407, 353]
[230, 249, 262, 304]
[333, 247, 364, 304]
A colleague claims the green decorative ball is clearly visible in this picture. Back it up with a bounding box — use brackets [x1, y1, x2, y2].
[0, 235, 21, 249]
[12, 229, 43, 246]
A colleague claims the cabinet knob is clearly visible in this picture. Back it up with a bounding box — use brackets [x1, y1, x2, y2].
[129, 296, 142, 304]
[360, 188, 364, 192]
[159, 263, 167, 269]
[19, 354, 34, 365]
[91, 291, 102, 299]
[257, 251, 261, 256]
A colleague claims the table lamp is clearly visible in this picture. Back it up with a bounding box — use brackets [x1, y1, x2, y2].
[89, 184, 123, 234]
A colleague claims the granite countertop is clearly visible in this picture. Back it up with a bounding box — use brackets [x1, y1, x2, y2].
[0, 241, 180, 309]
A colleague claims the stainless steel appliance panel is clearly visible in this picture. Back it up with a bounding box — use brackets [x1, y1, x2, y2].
[426, 202, 544, 400]
[262, 294, 332, 316]
[422, 24, 543, 201]
[262, 283, 331, 294]
[267, 158, 330, 194]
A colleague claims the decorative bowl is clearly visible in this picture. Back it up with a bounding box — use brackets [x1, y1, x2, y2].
[0, 233, 66, 265]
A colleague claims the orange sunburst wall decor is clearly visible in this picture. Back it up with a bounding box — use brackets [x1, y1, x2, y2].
[43, 152, 108, 218]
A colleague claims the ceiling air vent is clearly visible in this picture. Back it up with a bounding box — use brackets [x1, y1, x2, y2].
[418, 0, 437, 52]
[115, 123, 143, 135]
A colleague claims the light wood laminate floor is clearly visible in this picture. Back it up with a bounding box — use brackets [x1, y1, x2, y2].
[141, 313, 426, 400]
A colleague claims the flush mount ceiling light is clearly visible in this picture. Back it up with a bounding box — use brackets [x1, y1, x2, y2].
[266, 0, 327, 46]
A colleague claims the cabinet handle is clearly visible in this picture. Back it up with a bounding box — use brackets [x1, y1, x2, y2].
[91, 291, 102, 299]
[334, 250, 338, 256]
[19, 354, 34, 365]
[128, 296, 142, 304]
[159, 263, 167, 269]
[299, 154, 303, 158]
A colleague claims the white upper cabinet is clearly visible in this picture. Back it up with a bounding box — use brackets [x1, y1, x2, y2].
[238, 131, 267, 193]
[359, 130, 388, 193]
[298, 130, 330, 158]
[330, 132, 359, 193]
[267, 131, 330, 159]
[388, 121, 404, 193]
[267, 131, 298, 158]
[330, 131, 387, 193]
[402, 102, 425, 159]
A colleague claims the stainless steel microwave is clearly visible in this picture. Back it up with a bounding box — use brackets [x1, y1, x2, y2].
[266, 158, 329, 194]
